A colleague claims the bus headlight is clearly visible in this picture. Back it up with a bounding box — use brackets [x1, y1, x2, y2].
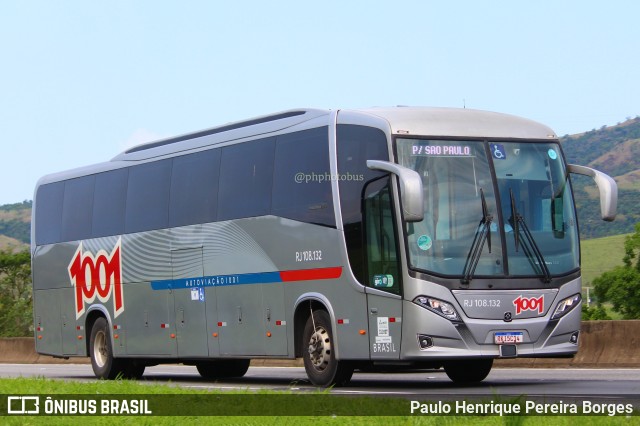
[551, 294, 581, 320]
[413, 296, 461, 322]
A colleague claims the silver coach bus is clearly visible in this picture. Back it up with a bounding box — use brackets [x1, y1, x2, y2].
[31, 107, 617, 386]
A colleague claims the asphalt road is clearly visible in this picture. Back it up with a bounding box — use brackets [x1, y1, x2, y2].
[2, 363, 639, 403]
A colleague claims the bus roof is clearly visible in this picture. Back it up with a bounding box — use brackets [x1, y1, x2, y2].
[36, 107, 558, 188]
[340, 107, 558, 141]
[113, 107, 557, 161]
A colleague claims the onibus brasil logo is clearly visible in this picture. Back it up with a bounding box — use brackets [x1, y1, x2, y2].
[68, 238, 124, 320]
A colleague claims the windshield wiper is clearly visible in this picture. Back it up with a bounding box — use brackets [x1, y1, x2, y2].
[461, 188, 492, 284]
[509, 189, 552, 283]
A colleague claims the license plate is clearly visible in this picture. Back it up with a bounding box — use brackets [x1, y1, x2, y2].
[495, 332, 523, 344]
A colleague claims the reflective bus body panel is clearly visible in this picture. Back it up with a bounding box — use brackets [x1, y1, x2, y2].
[31, 107, 607, 376]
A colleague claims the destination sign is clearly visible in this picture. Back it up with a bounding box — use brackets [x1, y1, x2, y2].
[411, 144, 473, 156]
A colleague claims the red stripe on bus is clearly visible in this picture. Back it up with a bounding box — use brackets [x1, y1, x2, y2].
[279, 267, 342, 282]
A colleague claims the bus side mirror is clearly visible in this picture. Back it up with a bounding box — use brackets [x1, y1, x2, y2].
[366, 160, 424, 222]
[568, 164, 618, 222]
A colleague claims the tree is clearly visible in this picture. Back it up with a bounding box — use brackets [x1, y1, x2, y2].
[581, 304, 610, 320]
[592, 223, 640, 319]
[0, 249, 32, 336]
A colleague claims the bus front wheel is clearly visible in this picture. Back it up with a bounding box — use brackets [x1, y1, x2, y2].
[302, 310, 353, 387]
[443, 358, 493, 383]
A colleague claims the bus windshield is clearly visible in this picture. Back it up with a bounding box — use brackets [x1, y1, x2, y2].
[396, 138, 579, 280]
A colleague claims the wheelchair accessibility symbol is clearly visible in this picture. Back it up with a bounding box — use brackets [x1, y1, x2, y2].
[491, 144, 506, 160]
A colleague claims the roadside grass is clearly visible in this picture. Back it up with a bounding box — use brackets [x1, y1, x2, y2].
[0, 377, 637, 425]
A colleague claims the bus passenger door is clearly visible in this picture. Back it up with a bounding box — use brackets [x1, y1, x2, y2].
[171, 246, 209, 358]
[363, 177, 403, 360]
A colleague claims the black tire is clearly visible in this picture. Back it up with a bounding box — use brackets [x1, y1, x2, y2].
[302, 310, 353, 387]
[443, 358, 493, 384]
[122, 360, 146, 379]
[196, 359, 250, 379]
[89, 317, 126, 379]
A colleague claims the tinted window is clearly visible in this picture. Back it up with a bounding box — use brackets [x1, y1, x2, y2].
[35, 182, 64, 245]
[363, 177, 401, 295]
[126, 159, 172, 233]
[272, 127, 335, 227]
[218, 137, 275, 220]
[337, 125, 389, 223]
[170, 149, 221, 227]
[93, 168, 128, 238]
[62, 176, 95, 242]
[336, 125, 389, 284]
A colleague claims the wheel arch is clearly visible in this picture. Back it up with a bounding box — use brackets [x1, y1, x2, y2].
[83, 305, 113, 356]
[293, 293, 338, 359]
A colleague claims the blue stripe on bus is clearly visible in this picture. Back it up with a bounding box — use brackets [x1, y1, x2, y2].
[149, 267, 342, 290]
[151, 271, 281, 290]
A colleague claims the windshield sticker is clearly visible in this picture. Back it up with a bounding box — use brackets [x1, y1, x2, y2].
[417, 235, 432, 251]
[377, 317, 389, 336]
[373, 274, 394, 288]
[411, 144, 472, 157]
[490, 144, 506, 160]
[548, 149, 558, 160]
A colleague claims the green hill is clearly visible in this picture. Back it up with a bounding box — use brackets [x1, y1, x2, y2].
[561, 117, 640, 173]
[561, 117, 640, 239]
[0, 201, 30, 251]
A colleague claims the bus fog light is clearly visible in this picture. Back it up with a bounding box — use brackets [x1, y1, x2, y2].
[417, 334, 434, 349]
[413, 296, 461, 322]
[551, 294, 581, 320]
[570, 331, 579, 345]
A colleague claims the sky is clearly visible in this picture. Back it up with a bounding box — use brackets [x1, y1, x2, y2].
[1, 1, 638, 205]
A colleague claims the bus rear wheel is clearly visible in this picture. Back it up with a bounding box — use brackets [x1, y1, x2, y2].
[302, 310, 353, 387]
[89, 317, 145, 379]
[90, 317, 125, 379]
[443, 358, 493, 383]
[123, 361, 146, 379]
[196, 359, 250, 379]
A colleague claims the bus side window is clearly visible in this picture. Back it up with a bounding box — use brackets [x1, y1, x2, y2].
[218, 137, 275, 221]
[62, 176, 95, 242]
[272, 127, 334, 227]
[92, 168, 128, 238]
[125, 159, 172, 233]
[35, 181, 65, 245]
[336, 124, 389, 285]
[363, 177, 401, 295]
[169, 149, 221, 227]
